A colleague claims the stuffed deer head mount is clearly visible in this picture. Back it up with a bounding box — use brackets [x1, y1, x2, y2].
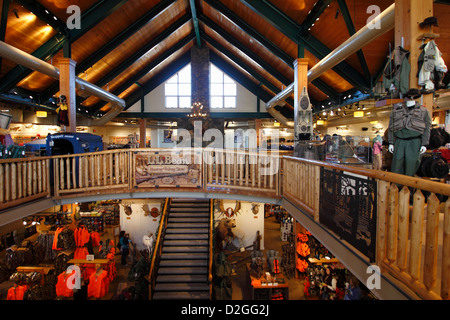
[251, 203, 260, 215]
[122, 204, 132, 216]
[142, 204, 151, 217]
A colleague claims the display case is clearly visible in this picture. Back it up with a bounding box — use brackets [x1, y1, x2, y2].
[324, 135, 372, 165]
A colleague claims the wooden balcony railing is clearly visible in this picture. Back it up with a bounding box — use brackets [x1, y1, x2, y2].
[0, 157, 50, 211]
[203, 148, 281, 197]
[52, 149, 130, 196]
[284, 156, 450, 300]
[1, 148, 450, 299]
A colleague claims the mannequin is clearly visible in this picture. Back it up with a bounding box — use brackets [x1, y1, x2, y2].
[387, 88, 431, 176]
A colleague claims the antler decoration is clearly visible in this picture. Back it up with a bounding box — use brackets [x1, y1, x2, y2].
[122, 204, 132, 216]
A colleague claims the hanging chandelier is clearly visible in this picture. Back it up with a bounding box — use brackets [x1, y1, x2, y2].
[187, 101, 208, 119]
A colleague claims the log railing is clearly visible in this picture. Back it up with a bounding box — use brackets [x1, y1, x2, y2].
[52, 149, 130, 196]
[283, 156, 450, 300]
[203, 149, 281, 196]
[0, 157, 50, 211]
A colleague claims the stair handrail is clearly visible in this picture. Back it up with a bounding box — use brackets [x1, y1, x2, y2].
[208, 198, 214, 299]
[148, 197, 170, 300]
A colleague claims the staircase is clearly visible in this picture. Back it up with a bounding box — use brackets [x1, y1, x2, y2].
[152, 198, 211, 300]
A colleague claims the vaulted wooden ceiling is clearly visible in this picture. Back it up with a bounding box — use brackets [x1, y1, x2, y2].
[0, 0, 448, 122]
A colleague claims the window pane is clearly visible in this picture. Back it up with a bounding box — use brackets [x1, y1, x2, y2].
[210, 64, 222, 83]
[224, 83, 236, 96]
[178, 65, 191, 83]
[165, 83, 178, 96]
[211, 83, 223, 96]
[166, 74, 178, 84]
[179, 83, 191, 96]
[211, 96, 223, 109]
[224, 96, 236, 108]
[223, 74, 234, 83]
[166, 96, 178, 108]
[179, 96, 191, 108]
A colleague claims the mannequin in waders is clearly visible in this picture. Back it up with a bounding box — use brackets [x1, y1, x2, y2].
[387, 88, 431, 176]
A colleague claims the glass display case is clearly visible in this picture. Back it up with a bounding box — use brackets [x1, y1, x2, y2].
[324, 135, 372, 165]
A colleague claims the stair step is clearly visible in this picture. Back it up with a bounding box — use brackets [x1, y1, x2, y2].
[167, 222, 209, 229]
[157, 267, 207, 275]
[170, 207, 209, 213]
[159, 259, 208, 267]
[152, 291, 210, 300]
[164, 233, 208, 240]
[154, 283, 210, 292]
[168, 217, 209, 223]
[161, 252, 208, 260]
[169, 212, 209, 218]
[156, 274, 208, 283]
[162, 246, 208, 253]
[170, 202, 209, 207]
[163, 239, 208, 246]
[166, 228, 209, 234]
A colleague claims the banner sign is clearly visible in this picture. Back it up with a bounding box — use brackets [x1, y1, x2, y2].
[134, 150, 201, 188]
[319, 167, 377, 262]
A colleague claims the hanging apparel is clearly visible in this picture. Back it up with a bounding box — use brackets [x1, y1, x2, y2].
[90, 232, 101, 247]
[52, 228, 64, 250]
[388, 102, 432, 176]
[74, 247, 89, 259]
[272, 258, 280, 274]
[296, 259, 308, 273]
[418, 40, 448, 91]
[296, 242, 310, 257]
[383, 46, 411, 96]
[88, 270, 109, 299]
[56, 270, 76, 298]
[75, 227, 90, 247]
[57, 103, 69, 126]
[7, 285, 28, 300]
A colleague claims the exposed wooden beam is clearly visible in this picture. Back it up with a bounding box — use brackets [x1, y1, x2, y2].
[41, 0, 178, 102]
[189, 0, 202, 47]
[0, 0, 128, 93]
[337, 0, 371, 84]
[240, 0, 370, 92]
[204, 0, 293, 67]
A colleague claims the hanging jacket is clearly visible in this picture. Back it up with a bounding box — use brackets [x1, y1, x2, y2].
[383, 46, 411, 95]
[418, 40, 448, 90]
[88, 270, 109, 299]
[56, 270, 75, 298]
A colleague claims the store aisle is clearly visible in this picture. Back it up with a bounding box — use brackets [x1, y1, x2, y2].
[230, 215, 305, 300]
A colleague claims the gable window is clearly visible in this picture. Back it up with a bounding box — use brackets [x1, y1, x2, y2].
[210, 64, 236, 109]
[165, 64, 191, 108]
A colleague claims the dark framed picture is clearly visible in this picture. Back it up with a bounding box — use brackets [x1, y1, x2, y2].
[163, 130, 173, 143]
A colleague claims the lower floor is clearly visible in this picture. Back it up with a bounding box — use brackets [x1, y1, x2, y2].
[0, 202, 374, 301]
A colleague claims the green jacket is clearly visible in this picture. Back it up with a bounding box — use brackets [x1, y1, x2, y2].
[388, 102, 432, 146]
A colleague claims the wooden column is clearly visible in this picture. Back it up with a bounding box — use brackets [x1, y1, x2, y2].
[395, 0, 434, 114]
[140, 119, 147, 148]
[58, 58, 77, 132]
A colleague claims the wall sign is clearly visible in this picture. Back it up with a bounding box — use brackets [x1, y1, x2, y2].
[134, 150, 201, 188]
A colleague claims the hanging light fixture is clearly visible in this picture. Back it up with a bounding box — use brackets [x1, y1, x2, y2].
[187, 101, 208, 119]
